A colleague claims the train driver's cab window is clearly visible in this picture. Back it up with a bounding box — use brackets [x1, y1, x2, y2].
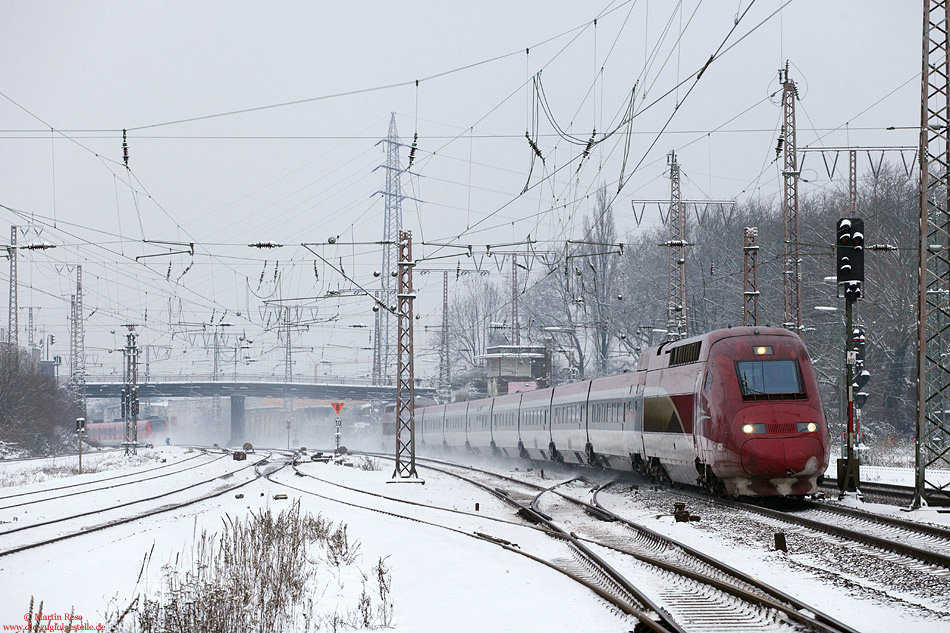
[735, 360, 804, 398]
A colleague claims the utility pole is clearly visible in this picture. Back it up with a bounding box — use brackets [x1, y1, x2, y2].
[8, 226, 16, 348]
[742, 227, 760, 326]
[76, 417, 85, 474]
[373, 113, 405, 386]
[283, 307, 292, 383]
[372, 290, 383, 384]
[780, 63, 803, 334]
[122, 325, 139, 456]
[915, 0, 950, 508]
[392, 230, 420, 480]
[70, 266, 86, 420]
[282, 307, 293, 432]
[212, 327, 221, 425]
[629, 188, 732, 342]
[511, 257, 521, 345]
[665, 151, 688, 341]
[849, 149, 858, 214]
[441, 271, 450, 393]
[69, 295, 76, 374]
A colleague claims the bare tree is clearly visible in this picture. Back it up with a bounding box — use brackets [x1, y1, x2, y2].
[0, 345, 78, 455]
[576, 187, 622, 376]
[446, 276, 506, 386]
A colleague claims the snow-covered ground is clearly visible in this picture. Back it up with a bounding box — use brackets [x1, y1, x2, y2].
[0, 447, 632, 632]
[0, 446, 947, 632]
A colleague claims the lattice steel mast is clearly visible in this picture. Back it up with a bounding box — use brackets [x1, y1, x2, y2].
[392, 230, 419, 479]
[511, 257, 521, 345]
[122, 326, 139, 456]
[440, 270, 450, 392]
[915, 0, 950, 508]
[780, 64, 803, 333]
[743, 228, 760, 326]
[74, 266, 85, 418]
[8, 226, 16, 348]
[373, 113, 404, 385]
[665, 151, 688, 341]
[849, 150, 858, 214]
[283, 307, 293, 383]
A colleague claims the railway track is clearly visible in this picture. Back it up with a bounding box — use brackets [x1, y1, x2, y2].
[274, 458, 653, 631]
[0, 450, 219, 510]
[342, 452, 857, 633]
[728, 496, 950, 572]
[0, 451, 282, 558]
[0, 447, 123, 463]
[819, 479, 918, 506]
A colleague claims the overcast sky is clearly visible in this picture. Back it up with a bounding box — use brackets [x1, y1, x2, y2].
[0, 1, 921, 381]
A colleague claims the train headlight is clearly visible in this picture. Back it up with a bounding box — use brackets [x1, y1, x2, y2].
[797, 422, 818, 433]
[752, 345, 773, 355]
[741, 423, 766, 434]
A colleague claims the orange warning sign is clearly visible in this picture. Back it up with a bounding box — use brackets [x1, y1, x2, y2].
[331, 402, 345, 415]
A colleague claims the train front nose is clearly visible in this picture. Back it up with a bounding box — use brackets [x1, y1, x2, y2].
[740, 436, 824, 477]
[734, 406, 827, 479]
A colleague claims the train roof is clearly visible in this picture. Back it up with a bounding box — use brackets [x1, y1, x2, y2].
[637, 326, 801, 371]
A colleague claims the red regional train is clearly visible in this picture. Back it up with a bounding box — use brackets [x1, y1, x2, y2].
[85, 416, 170, 447]
[404, 327, 830, 497]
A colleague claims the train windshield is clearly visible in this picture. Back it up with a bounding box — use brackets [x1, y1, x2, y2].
[735, 360, 804, 397]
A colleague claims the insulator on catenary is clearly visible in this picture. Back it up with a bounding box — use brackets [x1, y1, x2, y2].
[408, 132, 418, 169]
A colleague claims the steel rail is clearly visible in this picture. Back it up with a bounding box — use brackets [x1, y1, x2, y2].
[588, 482, 860, 633]
[713, 496, 950, 569]
[0, 450, 207, 502]
[0, 452, 223, 510]
[267, 464, 668, 633]
[381, 452, 861, 633]
[0, 455, 281, 558]
[0, 452, 270, 540]
[792, 498, 950, 541]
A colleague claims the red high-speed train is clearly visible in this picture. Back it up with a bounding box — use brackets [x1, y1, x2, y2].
[406, 327, 830, 497]
[85, 416, 170, 447]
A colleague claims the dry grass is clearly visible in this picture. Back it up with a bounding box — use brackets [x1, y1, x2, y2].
[355, 456, 381, 472]
[104, 501, 393, 632]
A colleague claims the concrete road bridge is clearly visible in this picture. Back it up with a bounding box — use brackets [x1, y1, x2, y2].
[78, 374, 435, 443]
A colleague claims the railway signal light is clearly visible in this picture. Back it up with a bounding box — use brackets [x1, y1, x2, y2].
[851, 327, 870, 408]
[836, 218, 865, 297]
[853, 391, 869, 408]
[853, 369, 870, 391]
[852, 327, 866, 365]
